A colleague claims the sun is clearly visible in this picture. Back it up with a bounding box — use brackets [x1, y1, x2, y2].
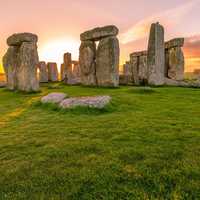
[38, 38, 80, 69]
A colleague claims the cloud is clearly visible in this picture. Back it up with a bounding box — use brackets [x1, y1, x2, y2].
[119, 0, 200, 44]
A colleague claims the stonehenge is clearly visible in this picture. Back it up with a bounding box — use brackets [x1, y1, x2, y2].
[3, 33, 39, 92]
[2, 23, 189, 90]
[79, 25, 120, 87]
[122, 22, 185, 86]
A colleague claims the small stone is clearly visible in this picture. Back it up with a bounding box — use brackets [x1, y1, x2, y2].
[41, 93, 68, 104]
[60, 96, 111, 109]
[80, 25, 119, 41]
[7, 33, 38, 46]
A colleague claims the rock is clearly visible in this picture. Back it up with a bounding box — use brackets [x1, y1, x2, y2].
[138, 54, 148, 85]
[3, 38, 39, 92]
[168, 47, 184, 81]
[165, 38, 184, 49]
[3, 46, 18, 90]
[79, 41, 97, 86]
[147, 22, 165, 86]
[38, 62, 48, 83]
[80, 25, 119, 41]
[130, 51, 147, 57]
[60, 96, 111, 109]
[47, 63, 59, 82]
[96, 36, 119, 87]
[7, 33, 38, 46]
[164, 78, 200, 88]
[16, 42, 39, 92]
[60, 64, 67, 81]
[130, 55, 139, 85]
[41, 93, 68, 104]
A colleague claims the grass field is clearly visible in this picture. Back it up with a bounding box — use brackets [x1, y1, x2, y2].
[0, 84, 200, 199]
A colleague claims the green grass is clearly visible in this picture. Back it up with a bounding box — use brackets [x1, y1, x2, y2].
[0, 83, 200, 199]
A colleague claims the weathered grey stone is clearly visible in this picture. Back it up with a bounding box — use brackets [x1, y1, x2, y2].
[167, 47, 184, 81]
[130, 51, 147, 57]
[16, 42, 39, 91]
[3, 46, 19, 90]
[96, 36, 119, 87]
[130, 55, 139, 85]
[60, 64, 66, 81]
[72, 61, 81, 84]
[38, 62, 48, 83]
[60, 96, 111, 109]
[165, 38, 184, 49]
[3, 40, 39, 92]
[79, 41, 96, 86]
[80, 25, 119, 41]
[147, 22, 165, 85]
[47, 63, 58, 82]
[138, 54, 148, 84]
[41, 93, 67, 104]
[164, 78, 200, 88]
[7, 33, 38, 46]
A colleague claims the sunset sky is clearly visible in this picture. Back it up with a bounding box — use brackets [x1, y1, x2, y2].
[0, 0, 200, 73]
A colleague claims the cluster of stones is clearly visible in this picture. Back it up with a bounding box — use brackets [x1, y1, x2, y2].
[3, 33, 39, 92]
[41, 92, 111, 109]
[79, 25, 120, 87]
[37, 62, 58, 83]
[60, 53, 81, 85]
[121, 23, 185, 86]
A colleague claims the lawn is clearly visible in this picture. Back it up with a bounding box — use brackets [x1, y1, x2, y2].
[0, 84, 200, 199]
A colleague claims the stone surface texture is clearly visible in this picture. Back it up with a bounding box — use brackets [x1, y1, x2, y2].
[41, 93, 67, 104]
[80, 25, 119, 41]
[147, 23, 165, 85]
[79, 41, 96, 86]
[60, 96, 111, 109]
[38, 62, 48, 83]
[47, 63, 58, 82]
[96, 36, 119, 87]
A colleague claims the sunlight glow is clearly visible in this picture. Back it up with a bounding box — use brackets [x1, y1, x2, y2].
[38, 38, 80, 68]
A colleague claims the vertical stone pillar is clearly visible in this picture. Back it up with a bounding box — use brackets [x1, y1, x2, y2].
[130, 54, 139, 85]
[47, 62, 58, 82]
[79, 41, 96, 86]
[147, 22, 165, 85]
[96, 36, 119, 87]
[38, 61, 48, 83]
[138, 53, 148, 85]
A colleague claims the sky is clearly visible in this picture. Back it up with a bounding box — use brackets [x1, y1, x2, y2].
[0, 0, 200, 73]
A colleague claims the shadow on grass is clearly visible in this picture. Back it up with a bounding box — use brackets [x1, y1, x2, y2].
[33, 101, 117, 116]
[128, 87, 158, 95]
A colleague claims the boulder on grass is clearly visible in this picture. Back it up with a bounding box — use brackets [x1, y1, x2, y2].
[60, 96, 111, 109]
[41, 93, 68, 104]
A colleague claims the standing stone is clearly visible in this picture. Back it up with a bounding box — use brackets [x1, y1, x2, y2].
[96, 36, 119, 87]
[3, 33, 39, 92]
[3, 46, 19, 90]
[138, 54, 148, 85]
[63, 53, 74, 84]
[47, 62, 58, 82]
[60, 64, 66, 81]
[147, 22, 165, 85]
[79, 41, 96, 86]
[72, 61, 81, 83]
[168, 47, 184, 80]
[38, 62, 48, 83]
[130, 54, 139, 85]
